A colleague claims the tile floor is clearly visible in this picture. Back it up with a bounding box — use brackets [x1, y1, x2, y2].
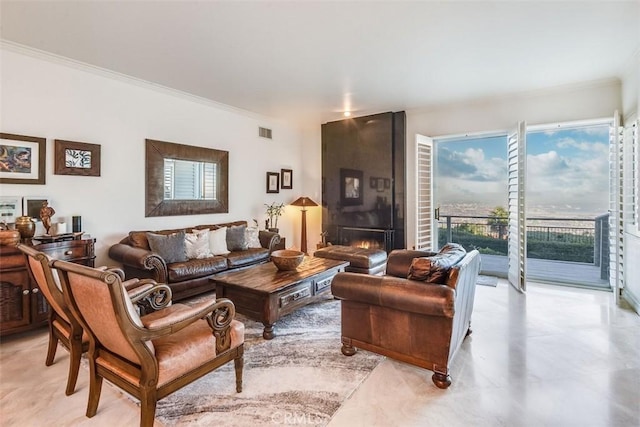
[1, 279, 638, 426]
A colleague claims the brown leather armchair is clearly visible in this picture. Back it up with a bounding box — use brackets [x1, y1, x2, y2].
[52, 258, 244, 427]
[331, 245, 481, 388]
[18, 243, 172, 396]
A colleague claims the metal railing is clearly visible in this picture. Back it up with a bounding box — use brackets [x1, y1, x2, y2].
[437, 214, 609, 275]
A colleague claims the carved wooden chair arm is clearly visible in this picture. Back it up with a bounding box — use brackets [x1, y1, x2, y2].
[139, 298, 226, 334]
[122, 277, 157, 291]
[138, 298, 236, 352]
[129, 283, 172, 315]
[95, 265, 126, 280]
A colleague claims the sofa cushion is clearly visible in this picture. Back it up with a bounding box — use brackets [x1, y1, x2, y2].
[226, 225, 248, 251]
[226, 248, 270, 268]
[147, 230, 188, 264]
[185, 229, 212, 260]
[244, 227, 262, 249]
[407, 243, 466, 284]
[129, 231, 151, 250]
[209, 227, 230, 255]
[166, 256, 229, 282]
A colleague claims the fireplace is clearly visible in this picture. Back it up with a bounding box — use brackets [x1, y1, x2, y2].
[337, 226, 394, 253]
[322, 111, 406, 252]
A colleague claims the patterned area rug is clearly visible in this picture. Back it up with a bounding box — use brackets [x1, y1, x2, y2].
[152, 297, 383, 426]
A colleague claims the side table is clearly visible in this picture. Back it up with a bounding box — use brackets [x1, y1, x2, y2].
[0, 237, 96, 337]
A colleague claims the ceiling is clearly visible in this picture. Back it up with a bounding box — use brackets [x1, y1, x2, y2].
[1, 1, 639, 125]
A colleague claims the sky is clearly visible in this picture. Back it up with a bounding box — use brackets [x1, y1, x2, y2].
[435, 124, 610, 218]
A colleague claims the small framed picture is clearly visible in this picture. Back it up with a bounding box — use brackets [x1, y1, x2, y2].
[370, 177, 377, 189]
[281, 168, 293, 189]
[55, 139, 101, 176]
[0, 133, 46, 185]
[377, 178, 385, 192]
[0, 196, 21, 224]
[384, 178, 391, 189]
[23, 197, 49, 222]
[266, 171, 280, 193]
[340, 168, 363, 206]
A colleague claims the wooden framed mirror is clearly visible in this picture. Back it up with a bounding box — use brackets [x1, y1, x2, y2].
[145, 139, 229, 217]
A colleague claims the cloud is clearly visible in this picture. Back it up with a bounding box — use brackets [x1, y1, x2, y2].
[526, 149, 608, 212]
[556, 137, 608, 154]
[527, 151, 569, 175]
[437, 146, 507, 182]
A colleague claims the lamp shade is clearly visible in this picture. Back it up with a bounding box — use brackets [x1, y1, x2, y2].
[290, 197, 318, 208]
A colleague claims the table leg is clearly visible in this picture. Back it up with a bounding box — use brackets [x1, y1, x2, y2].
[263, 323, 275, 340]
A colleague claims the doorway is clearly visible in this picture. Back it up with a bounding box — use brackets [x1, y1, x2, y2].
[428, 121, 611, 289]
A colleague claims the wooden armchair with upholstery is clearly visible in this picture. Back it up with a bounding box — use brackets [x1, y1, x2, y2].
[52, 258, 244, 427]
[17, 243, 172, 396]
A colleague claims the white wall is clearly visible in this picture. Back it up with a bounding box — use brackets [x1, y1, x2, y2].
[1, 46, 306, 265]
[404, 79, 622, 251]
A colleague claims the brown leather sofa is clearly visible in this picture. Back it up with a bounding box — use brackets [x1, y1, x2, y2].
[109, 221, 280, 302]
[331, 244, 481, 388]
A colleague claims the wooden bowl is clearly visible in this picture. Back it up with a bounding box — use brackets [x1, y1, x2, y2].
[271, 249, 304, 271]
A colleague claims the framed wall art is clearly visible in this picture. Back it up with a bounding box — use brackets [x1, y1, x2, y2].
[266, 172, 279, 193]
[0, 196, 21, 224]
[281, 168, 293, 189]
[23, 197, 49, 222]
[0, 133, 46, 185]
[340, 168, 363, 206]
[55, 139, 101, 176]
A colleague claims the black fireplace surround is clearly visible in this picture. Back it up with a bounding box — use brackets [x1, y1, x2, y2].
[321, 111, 406, 252]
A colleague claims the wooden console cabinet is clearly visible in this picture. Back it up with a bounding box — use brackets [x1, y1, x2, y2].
[0, 238, 95, 337]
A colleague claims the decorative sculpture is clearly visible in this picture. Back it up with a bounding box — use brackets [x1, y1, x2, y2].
[40, 201, 56, 235]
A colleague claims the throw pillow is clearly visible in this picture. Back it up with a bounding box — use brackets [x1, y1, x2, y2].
[129, 231, 151, 250]
[407, 243, 466, 283]
[226, 225, 248, 251]
[185, 228, 213, 259]
[146, 230, 187, 264]
[244, 227, 262, 249]
[209, 227, 230, 255]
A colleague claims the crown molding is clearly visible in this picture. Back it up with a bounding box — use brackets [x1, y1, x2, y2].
[0, 39, 277, 122]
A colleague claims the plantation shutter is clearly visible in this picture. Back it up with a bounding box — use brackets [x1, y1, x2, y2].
[174, 159, 199, 199]
[623, 120, 638, 229]
[507, 121, 527, 292]
[416, 135, 434, 250]
[609, 111, 624, 303]
[203, 162, 217, 200]
[163, 160, 174, 199]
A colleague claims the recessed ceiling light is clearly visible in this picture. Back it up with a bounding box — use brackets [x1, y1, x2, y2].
[343, 111, 351, 117]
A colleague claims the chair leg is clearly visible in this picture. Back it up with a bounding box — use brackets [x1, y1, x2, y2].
[234, 352, 244, 393]
[86, 361, 103, 418]
[65, 340, 83, 395]
[45, 330, 58, 366]
[139, 388, 158, 427]
[432, 371, 452, 389]
[341, 343, 356, 356]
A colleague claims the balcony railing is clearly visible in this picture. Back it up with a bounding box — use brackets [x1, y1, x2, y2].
[437, 214, 609, 278]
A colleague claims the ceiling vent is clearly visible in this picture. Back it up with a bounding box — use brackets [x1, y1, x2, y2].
[259, 127, 273, 139]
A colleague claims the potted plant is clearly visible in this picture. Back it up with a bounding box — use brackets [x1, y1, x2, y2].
[265, 202, 284, 233]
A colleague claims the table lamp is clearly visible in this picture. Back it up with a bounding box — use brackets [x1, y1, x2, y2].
[290, 196, 318, 254]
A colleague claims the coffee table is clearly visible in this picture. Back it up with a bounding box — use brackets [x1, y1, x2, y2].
[211, 256, 349, 339]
